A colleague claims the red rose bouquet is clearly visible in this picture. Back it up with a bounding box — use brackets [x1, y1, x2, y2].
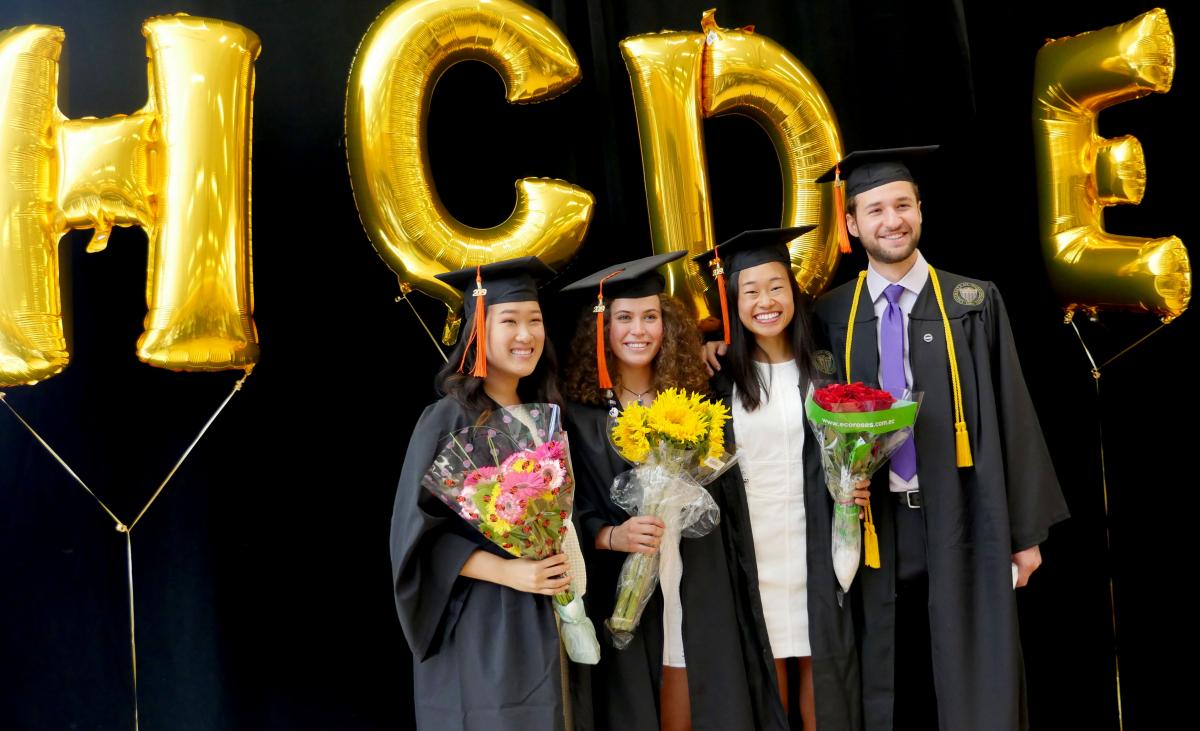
[805, 382, 922, 592]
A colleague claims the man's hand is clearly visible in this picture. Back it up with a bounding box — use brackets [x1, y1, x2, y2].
[1012, 545, 1042, 588]
[703, 341, 727, 376]
[852, 479, 871, 518]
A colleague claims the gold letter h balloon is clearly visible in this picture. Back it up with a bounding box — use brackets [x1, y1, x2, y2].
[0, 16, 261, 388]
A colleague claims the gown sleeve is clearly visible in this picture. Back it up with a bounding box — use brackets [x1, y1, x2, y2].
[985, 284, 1071, 551]
[565, 405, 627, 546]
[389, 399, 484, 661]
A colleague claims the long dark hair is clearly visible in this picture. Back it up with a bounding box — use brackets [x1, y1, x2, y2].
[725, 268, 816, 411]
[436, 310, 563, 414]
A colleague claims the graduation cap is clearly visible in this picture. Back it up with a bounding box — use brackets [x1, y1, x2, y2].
[558, 251, 685, 390]
[815, 146, 939, 254]
[435, 256, 555, 378]
[692, 226, 814, 345]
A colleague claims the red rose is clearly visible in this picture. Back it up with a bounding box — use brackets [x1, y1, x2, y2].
[814, 382, 896, 412]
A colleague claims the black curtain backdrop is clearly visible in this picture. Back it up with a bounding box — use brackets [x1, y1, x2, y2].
[0, 1, 1192, 728]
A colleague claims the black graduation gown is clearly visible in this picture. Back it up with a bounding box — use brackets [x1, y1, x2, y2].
[565, 400, 789, 731]
[390, 397, 566, 731]
[709, 375, 864, 731]
[814, 268, 1071, 731]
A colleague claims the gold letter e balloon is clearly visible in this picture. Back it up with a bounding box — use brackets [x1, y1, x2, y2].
[0, 16, 261, 387]
[1033, 8, 1190, 320]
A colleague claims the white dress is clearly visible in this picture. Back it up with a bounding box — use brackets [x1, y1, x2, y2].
[732, 360, 810, 658]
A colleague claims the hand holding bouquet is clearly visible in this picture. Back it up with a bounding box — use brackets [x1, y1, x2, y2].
[605, 389, 735, 649]
[423, 403, 600, 664]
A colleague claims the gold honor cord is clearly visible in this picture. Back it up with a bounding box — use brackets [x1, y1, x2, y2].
[845, 268, 972, 467]
[927, 267, 972, 468]
[395, 281, 450, 364]
[842, 271, 879, 567]
[0, 368, 253, 731]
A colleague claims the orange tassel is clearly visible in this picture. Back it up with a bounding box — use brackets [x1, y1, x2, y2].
[710, 253, 731, 345]
[457, 266, 488, 377]
[594, 271, 623, 390]
[596, 306, 612, 389]
[834, 165, 852, 254]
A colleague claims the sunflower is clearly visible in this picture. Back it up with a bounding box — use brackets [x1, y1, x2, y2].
[611, 402, 652, 462]
[705, 400, 731, 460]
[645, 388, 708, 447]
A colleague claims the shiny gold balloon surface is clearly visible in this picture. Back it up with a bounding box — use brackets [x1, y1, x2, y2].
[619, 30, 715, 325]
[1, 26, 68, 386]
[138, 16, 260, 368]
[346, 0, 593, 341]
[1033, 8, 1189, 320]
[0, 16, 261, 387]
[620, 11, 843, 328]
[701, 10, 843, 298]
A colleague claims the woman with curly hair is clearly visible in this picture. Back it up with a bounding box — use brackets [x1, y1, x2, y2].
[559, 252, 786, 731]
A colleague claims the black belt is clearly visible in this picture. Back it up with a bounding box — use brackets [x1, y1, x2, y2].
[893, 490, 922, 509]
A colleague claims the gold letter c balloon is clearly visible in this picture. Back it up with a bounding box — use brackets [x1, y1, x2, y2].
[1, 16, 261, 388]
[1033, 8, 1190, 320]
[346, 0, 594, 343]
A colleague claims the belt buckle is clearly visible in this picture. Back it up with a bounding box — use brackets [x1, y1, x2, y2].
[903, 490, 922, 509]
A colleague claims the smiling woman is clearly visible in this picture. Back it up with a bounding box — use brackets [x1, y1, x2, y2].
[558, 252, 789, 731]
[694, 227, 862, 729]
[389, 256, 593, 731]
[481, 301, 547, 402]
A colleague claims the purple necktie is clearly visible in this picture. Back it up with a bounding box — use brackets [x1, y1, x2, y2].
[880, 284, 917, 480]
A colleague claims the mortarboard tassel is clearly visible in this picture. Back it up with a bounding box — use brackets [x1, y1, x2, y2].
[834, 165, 852, 255]
[710, 251, 731, 346]
[594, 270, 623, 390]
[457, 265, 488, 378]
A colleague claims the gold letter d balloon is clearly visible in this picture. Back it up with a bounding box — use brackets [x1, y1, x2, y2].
[620, 11, 843, 328]
[346, 0, 595, 343]
[0, 16, 261, 387]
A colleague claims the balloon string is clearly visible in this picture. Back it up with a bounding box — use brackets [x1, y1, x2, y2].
[128, 368, 253, 530]
[1098, 322, 1168, 371]
[2, 370, 251, 731]
[1067, 321, 1123, 730]
[395, 282, 449, 363]
[1068, 319, 1101, 379]
[126, 532, 140, 731]
[1069, 316, 1174, 378]
[0, 392, 125, 530]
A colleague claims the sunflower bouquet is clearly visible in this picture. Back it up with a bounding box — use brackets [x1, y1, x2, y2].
[605, 389, 736, 649]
